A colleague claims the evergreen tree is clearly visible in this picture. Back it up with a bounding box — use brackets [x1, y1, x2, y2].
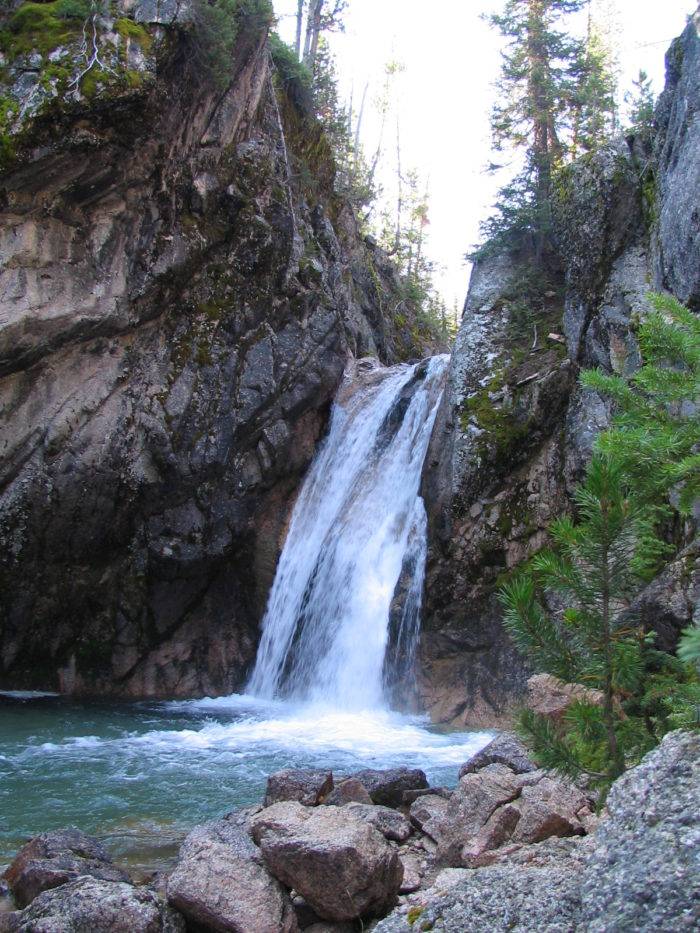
[624, 69, 655, 142]
[499, 454, 656, 785]
[501, 295, 700, 790]
[582, 293, 700, 525]
[192, 0, 273, 89]
[570, 2, 618, 153]
[485, 0, 586, 259]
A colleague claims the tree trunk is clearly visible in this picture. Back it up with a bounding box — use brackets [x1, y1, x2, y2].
[600, 497, 625, 779]
[526, 0, 552, 262]
[295, 0, 304, 59]
[354, 82, 369, 162]
[304, 0, 324, 69]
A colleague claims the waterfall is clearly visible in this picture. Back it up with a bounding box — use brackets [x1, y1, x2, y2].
[247, 353, 449, 711]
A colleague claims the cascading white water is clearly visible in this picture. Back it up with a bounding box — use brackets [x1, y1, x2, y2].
[247, 354, 449, 710]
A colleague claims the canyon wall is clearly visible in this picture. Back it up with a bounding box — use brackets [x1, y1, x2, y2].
[420, 10, 700, 727]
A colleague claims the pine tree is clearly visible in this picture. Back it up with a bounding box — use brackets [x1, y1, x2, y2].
[582, 293, 700, 525]
[485, 0, 586, 259]
[499, 454, 658, 785]
[570, 2, 618, 153]
[625, 69, 655, 142]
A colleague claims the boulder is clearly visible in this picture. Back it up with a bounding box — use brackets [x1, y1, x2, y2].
[250, 801, 403, 921]
[401, 786, 451, 805]
[398, 854, 422, 894]
[264, 769, 334, 808]
[303, 924, 356, 933]
[578, 730, 700, 931]
[436, 767, 522, 866]
[510, 777, 589, 845]
[459, 733, 536, 777]
[343, 804, 412, 843]
[325, 779, 372, 806]
[375, 731, 700, 931]
[460, 804, 523, 868]
[349, 768, 428, 808]
[526, 673, 607, 725]
[3, 877, 183, 932]
[435, 763, 592, 868]
[408, 794, 450, 843]
[166, 820, 297, 933]
[2, 828, 130, 908]
[373, 864, 583, 932]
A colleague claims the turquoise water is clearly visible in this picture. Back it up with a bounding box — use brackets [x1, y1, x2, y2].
[0, 692, 490, 874]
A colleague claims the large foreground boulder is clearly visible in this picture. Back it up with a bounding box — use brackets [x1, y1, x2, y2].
[2, 877, 183, 933]
[2, 828, 130, 907]
[166, 820, 297, 933]
[349, 768, 428, 808]
[375, 863, 583, 932]
[250, 801, 403, 921]
[264, 770, 334, 808]
[578, 729, 700, 931]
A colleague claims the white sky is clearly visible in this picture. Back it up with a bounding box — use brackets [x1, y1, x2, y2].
[273, 0, 697, 311]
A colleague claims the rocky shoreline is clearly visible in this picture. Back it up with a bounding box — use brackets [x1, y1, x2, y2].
[1, 727, 697, 932]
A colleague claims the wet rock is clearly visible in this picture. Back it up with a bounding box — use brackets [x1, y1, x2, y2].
[408, 794, 450, 843]
[264, 770, 334, 807]
[166, 820, 297, 933]
[458, 733, 536, 777]
[3, 828, 130, 908]
[343, 803, 412, 843]
[250, 801, 403, 922]
[349, 768, 428, 808]
[325, 778, 372, 806]
[5, 877, 183, 932]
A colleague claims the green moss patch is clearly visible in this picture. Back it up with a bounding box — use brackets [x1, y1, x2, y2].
[0, 0, 90, 58]
[115, 16, 153, 53]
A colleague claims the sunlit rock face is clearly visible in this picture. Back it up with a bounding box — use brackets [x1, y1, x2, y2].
[0, 6, 436, 697]
[655, 10, 700, 309]
[420, 18, 700, 728]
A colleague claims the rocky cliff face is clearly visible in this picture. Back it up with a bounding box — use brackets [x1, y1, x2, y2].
[420, 11, 700, 727]
[0, 2, 435, 696]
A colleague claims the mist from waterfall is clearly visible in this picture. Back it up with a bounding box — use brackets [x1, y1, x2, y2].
[247, 354, 449, 710]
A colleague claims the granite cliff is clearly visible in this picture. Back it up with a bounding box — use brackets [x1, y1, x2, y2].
[419, 9, 700, 726]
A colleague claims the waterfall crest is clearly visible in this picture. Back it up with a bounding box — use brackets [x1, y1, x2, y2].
[247, 354, 449, 710]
